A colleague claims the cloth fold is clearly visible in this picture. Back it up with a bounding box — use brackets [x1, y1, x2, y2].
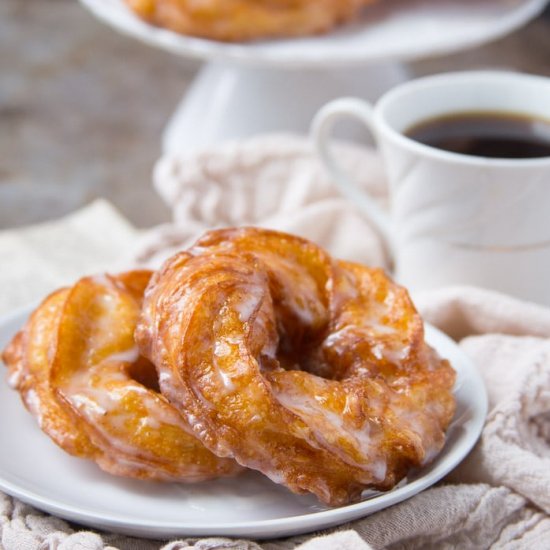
[134, 134, 388, 269]
[1, 135, 549, 549]
[0, 199, 138, 317]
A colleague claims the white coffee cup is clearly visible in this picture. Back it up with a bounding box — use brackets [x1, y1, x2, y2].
[312, 71, 550, 307]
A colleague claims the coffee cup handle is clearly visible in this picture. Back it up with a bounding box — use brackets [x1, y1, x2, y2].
[311, 97, 395, 262]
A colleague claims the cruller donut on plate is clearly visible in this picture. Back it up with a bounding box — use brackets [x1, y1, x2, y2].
[124, 0, 373, 42]
[2, 271, 241, 482]
[137, 227, 456, 506]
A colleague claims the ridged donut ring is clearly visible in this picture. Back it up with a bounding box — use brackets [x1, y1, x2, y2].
[2, 271, 241, 482]
[137, 228, 456, 505]
[124, 0, 372, 42]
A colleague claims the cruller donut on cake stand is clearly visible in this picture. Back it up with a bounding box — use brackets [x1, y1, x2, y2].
[78, 0, 545, 153]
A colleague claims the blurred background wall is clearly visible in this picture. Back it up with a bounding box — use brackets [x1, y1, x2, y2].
[1, 1, 549, 229]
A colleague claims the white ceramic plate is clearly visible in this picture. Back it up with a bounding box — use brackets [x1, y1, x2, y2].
[0, 305, 487, 539]
[79, 0, 547, 67]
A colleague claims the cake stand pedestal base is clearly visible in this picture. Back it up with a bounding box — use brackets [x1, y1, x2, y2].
[162, 61, 410, 153]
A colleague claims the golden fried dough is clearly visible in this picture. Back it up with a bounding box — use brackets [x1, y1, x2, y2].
[2, 271, 241, 482]
[137, 228, 456, 505]
[125, 0, 373, 42]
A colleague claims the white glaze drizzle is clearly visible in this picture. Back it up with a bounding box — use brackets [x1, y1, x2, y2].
[273, 389, 387, 482]
[106, 347, 140, 364]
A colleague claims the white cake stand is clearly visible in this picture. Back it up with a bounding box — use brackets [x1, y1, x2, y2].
[80, 0, 547, 153]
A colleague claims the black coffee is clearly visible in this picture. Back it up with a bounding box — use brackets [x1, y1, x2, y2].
[405, 111, 550, 159]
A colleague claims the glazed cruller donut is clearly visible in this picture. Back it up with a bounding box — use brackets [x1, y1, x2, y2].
[2, 271, 241, 482]
[125, 0, 373, 42]
[137, 228, 456, 506]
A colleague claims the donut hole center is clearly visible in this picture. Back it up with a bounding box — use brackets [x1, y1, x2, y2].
[128, 356, 161, 392]
[270, 322, 335, 380]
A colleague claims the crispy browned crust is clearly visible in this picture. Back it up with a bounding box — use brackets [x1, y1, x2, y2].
[137, 227, 456, 506]
[125, 0, 374, 42]
[2, 270, 241, 482]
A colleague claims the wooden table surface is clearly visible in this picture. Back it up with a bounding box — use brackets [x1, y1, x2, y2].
[2, 1, 549, 229]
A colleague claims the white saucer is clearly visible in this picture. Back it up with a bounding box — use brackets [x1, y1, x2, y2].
[0, 306, 487, 539]
[79, 0, 547, 68]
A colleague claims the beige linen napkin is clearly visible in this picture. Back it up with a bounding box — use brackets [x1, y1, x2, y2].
[0, 199, 138, 316]
[133, 135, 388, 269]
[1, 135, 550, 549]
